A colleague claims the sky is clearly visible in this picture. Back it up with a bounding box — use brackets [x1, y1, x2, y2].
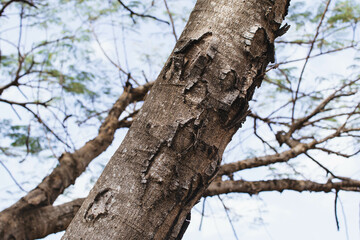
[1, 0, 360, 239]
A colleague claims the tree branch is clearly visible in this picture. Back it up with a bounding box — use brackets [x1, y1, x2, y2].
[0, 0, 36, 17]
[217, 141, 316, 176]
[117, 0, 169, 25]
[288, 78, 359, 136]
[292, 0, 332, 121]
[0, 198, 84, 240]
[163, 0, 177, 41]
[0, 82, 153, 239]
[205, 178, 360, 196]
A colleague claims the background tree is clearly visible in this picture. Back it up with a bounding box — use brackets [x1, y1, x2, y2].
[0, 0, 359, 239]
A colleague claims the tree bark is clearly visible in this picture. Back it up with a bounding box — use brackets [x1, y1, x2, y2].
[63, 0, 290, 239]
[0, 83, 152, 240]
[0, 198, 84, 240]
[204, 179, 360, 196]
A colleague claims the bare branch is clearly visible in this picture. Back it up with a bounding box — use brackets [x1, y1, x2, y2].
[314, 147, 356, 158]
[0, 159, 26, 192]
[0, 0, 37, 17]
[275, 45, 355, 67]
[0, 98, 71, 148]
[217, 141, 316, 176]
[117, 0, 169, 25]
[163, 0, 178, 41]
[205, 178, 360, 196]
[249, 112, 290, 127]
[288, 78, 359, 136]
[253, 117, 278, 153]
[292, 0, 332, 121]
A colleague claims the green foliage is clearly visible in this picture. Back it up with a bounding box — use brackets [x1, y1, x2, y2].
[328, 0, 360, 25]
[0, 120, 43, 155]
[0, 0, 174, 164]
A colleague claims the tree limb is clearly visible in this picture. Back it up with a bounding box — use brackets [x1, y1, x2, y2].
[117, 0, 169, 25]
[0, 0, 36, 17]
[0, 82, 153, 239]
[205, 178, 360, 196]
[217, 141, 316, 176]
[28, 176, 360, 237]
[0, 198, 84, 240]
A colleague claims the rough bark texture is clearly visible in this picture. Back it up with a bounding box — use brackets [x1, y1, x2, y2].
[63, 0, 290, 239]
[0, 198, 84, 240]
[0, 83, 152, 240]
[205, 179, 360, 196]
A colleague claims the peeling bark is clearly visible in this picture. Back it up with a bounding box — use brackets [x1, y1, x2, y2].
[62, 0, 291, 239]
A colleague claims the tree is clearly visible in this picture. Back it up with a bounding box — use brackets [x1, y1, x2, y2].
[0, 0, 359, 239]
[62, 0, 291, 239]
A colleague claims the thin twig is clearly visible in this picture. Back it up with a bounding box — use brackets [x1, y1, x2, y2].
[273, 45, 355, 67]
[199, 197, 206, 231]
[253, 117, 278, 153]
[217, 196, 239, 240]
[338, 196, 350, 240]
[163, 0, 177, 41]
[0, 98, 71, 148]
[292, 0, 332, 122]
[334, 190, 340, 230]
[0, 0, 36, 17]
[305, 153, 337, 178]
[0, 159, 27, 192]
[117, 0, 169, 25]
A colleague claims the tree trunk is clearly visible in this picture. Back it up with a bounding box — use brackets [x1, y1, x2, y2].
[63, 0, 290, 239]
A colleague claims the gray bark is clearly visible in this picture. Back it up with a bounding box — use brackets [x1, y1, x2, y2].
[63, 0, 290, 239]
